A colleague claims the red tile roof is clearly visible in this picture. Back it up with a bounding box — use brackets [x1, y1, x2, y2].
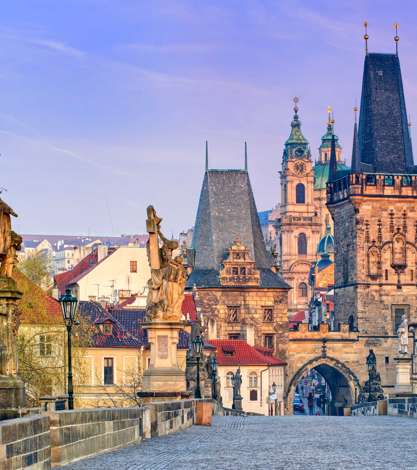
[55, 250, 99, 295]
[181, 293, 197, 321]
[45, 296, 62, 320]
[289, 310, 306, 326]
[208, 339, 286, 366]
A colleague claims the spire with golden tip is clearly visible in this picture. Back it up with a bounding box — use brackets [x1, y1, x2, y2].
[364, 21, 369, 55]
[394, 23, 400, 55]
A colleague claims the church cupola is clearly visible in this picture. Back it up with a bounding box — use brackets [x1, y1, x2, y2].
[283, 97, 311, 162]
[318, 107, 342, 164]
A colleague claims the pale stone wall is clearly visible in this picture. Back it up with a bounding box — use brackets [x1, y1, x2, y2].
[195, 288, 288, 361]
[76, 247, 150, 306]
[217, 365, 284, 415]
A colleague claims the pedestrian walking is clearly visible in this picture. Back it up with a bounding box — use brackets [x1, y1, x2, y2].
[307, 392, 314, 416]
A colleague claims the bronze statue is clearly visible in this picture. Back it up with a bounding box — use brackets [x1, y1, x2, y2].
[0, 199, 19, 279]
[145, 206, 186, 322]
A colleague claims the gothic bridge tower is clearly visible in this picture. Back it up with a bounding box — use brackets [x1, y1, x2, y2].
[277, 98, 321, 314]
[327, 45, 417, 379]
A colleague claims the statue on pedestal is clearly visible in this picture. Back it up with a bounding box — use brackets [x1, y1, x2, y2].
[232, 367, 243, 411]
[397, 314, 409, 356]
[0, 199, 20, 280]
[145, 205, 186, 322]
[359, 349, 384, 402]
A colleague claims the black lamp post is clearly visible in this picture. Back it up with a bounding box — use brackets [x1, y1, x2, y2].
[409, 322, 417, 377]
[59, 289, 79, 410]
[192, 335, 203, 399]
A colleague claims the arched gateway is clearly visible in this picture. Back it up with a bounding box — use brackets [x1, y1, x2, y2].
[286, 356, 361, 416]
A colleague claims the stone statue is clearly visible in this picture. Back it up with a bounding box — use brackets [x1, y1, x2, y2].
[360, 349, 384, 402]
[145, 206, 186, 322]
[397, 314, 409, 355]
[0, 199, 19, 279]
[232, 367, 242, 399]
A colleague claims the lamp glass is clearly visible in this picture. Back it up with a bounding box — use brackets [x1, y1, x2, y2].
[59, 289, 79, 324]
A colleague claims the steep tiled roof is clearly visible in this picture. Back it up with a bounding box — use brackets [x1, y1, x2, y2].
[181, 293, 197, 321]
[208, 339, 286, 366]
[188, 169, 288, 289]
[78, 301, 189, 349]
[54, 250, 99, 295]
[357, 53, 415, 173]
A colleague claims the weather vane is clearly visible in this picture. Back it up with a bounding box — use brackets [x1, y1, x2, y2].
[327, 106, 333, 125]
[394, 23, 400, 55]
[364, 21, 369, 55]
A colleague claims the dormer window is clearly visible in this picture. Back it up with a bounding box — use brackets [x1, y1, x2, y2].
[99, 322, 113, 335]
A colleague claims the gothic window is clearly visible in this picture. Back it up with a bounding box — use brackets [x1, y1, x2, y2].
[296, 183, 305, 204]
[240, 267, 246, 275]
[368, 246, 380, 278]
[250, 389, 258, 401]
[249, 372, 258, 388]
[226, 372, 234, 387]
[392, 233, 407, 269]
[263, 335, 274, 349]
[227, 306, 240, 323]
[298, 282, 308, 298]
[263, 307, 273, 322]
[298, 233, 307, 255]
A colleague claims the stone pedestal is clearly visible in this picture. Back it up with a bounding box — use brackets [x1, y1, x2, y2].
[141, 321, 186, 397]
[394, 356, 412, 394]
[0, 277, 25, 409]
[232, 395, 243, 412]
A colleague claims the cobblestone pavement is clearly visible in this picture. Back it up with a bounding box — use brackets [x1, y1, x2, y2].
[61, 416, 417, 470]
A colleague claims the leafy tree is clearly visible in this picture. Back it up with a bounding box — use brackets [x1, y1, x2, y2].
[18, 252, 53, 289]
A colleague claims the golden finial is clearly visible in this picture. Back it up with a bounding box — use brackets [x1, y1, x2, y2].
[327, 105, 332, 124]
[364, 21, 369, 55]
[394, 23, 400, 55]
[354, 106, 358, 124]
[293, 96, 299, 114]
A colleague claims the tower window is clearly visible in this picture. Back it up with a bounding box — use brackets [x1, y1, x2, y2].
[296, 183, 305, 204]
[298, 282, 308, 298]
[385, 269, 389, 281]
[227, 306, 240, 323]
[263, 308, 273, 322]
[263, 335, 274, 349]
[298, 233, 307, 255]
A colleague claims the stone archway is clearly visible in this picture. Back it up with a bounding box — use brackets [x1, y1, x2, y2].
[286, 356, 361, 416]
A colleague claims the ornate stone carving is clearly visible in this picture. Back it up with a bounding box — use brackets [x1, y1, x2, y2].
[219, 239, 260, 287]
[0, 199, 20, 279]
[145, 206, 186, 322]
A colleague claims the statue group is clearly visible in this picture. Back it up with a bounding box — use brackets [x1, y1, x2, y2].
[359, 349, 385, 402]
[145, 206, 186, 322]
[0, 199, 21, 281]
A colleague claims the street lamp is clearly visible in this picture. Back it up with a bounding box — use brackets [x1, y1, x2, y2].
[59, 289, 79, 410]
[192, 335, 203, 399]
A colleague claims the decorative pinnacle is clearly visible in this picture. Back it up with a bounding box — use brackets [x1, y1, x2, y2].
[364, 21, 369, 55]
[327, 105, 333, 125]
[354, 106, 358, 124]
[293, 96, 299, 114]
[394, 23, 400, 55]
[205, 140, 208, 171]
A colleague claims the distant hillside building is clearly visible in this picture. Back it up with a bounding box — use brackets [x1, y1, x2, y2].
[187, 167, 289, 361]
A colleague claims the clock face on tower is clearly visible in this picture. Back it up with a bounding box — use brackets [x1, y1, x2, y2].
[294, 161, 306, 176]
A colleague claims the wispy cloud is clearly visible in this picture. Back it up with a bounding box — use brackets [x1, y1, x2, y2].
[28, 38, 85, 58]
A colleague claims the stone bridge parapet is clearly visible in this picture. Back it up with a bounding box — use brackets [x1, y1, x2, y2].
[0, 399, 213, 469]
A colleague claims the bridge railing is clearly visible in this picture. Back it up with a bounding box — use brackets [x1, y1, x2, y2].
[0, 399, 214, 470]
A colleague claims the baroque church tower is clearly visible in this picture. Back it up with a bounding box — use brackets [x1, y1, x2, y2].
[277, 98, 321, 314]
[328, 45, 417, 349]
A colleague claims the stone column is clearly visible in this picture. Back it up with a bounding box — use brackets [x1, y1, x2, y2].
[0, 277, 25, 409]
[394, 356, 412, 394]
[141, 321, 186, 396]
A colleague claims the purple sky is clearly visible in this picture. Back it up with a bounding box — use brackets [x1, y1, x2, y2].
[1, 1, 417, 237]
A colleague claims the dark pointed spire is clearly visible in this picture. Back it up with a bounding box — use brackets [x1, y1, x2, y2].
[394, 23, 400, 56]
[244, 141, 248, 171]
[205, 140, 208, 172]
[329, 121, 338, 182]
[351, 106, 361, 171]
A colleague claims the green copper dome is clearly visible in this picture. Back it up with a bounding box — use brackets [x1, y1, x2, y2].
[319, 122, 342, 150]
[314, 161, 349, 190]
[317, 225, 334, 256]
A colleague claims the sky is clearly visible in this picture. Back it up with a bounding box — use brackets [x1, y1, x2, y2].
[1, 0, 417, 237]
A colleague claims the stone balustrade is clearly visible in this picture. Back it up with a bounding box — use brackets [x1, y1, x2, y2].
[0, 399, 208, 469]
[388, 396, 417, 418]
